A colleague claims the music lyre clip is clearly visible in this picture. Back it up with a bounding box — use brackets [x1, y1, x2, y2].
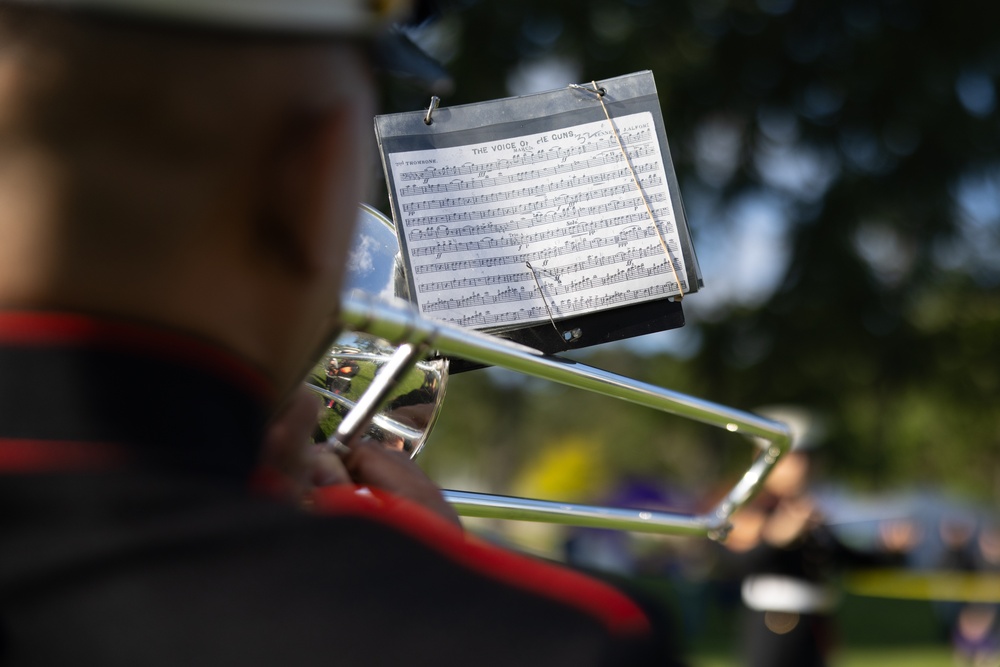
[424, 96, 440, 125]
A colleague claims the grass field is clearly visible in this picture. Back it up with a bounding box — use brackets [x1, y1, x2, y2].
[691, 646, 953, 667]
[632, 577, 959, 667]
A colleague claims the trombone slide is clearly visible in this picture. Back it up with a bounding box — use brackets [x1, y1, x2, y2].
[341, 292, 792, 539]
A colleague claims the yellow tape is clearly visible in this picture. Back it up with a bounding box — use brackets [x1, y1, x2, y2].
[846, 569, 1000, 602]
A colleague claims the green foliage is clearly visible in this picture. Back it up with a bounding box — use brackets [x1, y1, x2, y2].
[399, 0, 1000, 503]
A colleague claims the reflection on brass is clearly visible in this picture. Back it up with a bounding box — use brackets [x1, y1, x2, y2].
[307, 334, 447, 458]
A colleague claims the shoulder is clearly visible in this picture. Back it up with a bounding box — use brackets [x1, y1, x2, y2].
[3, 473, 674, 666]
[306, 485, 652, 637]
[284, 485, 677, 666]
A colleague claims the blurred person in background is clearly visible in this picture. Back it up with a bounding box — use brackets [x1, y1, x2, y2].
[0, 1, 680, 664]
[325, 356, 359, 396]
[717, 406, 918, 667]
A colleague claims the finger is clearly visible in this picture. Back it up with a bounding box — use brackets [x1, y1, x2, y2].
[262, 385, 323, 483]
[337, 437, 422, 487]
[312, 444, 351, 487]
[338, 438, 461, 527]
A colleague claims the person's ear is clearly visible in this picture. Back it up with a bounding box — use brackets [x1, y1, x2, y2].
[256, 103, 364, 279]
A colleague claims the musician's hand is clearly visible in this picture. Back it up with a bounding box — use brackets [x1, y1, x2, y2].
[335, 437, 462, 528]
[762, 496, 818, 547]
[260, 385, 352, 499]
[724, 507, 767, 552]
[261, 385, 459, 528]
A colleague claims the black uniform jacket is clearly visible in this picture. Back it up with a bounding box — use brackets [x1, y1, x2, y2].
[0, 311, 672, 666]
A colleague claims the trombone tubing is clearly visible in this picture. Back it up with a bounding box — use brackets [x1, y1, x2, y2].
[342, 293, 793, 537]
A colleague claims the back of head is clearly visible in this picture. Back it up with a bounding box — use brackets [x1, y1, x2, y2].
[0, 5, 358, 270]
[0, 1, 389, 390]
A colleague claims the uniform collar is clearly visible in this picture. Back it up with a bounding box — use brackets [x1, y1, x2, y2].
[0, 311, 274, 481]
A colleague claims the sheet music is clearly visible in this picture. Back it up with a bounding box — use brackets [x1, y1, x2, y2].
[384, 111, 688, 330]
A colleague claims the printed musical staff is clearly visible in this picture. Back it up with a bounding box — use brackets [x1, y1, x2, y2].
[421, 260, 686, 314]
[401, 164, 658, 215]
[408, 195, 670, 256]
[404, 181, 665, 228]
[444, 281, 687, 328]
[410, 221, 678, 261]
[396, 128, 653, 182]
[415, 245, 674, 293]
[397, 145, 656, 199]
[407, 207, 673, 244]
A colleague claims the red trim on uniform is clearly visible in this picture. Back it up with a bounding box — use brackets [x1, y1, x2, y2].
[248, 466, 297, 501]
[0, 437, 126, 472]
[309, 484, 652, 637]
[0, 312, 273, 403]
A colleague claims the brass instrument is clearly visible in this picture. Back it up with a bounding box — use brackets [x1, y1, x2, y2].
[307, 206, 791, 540]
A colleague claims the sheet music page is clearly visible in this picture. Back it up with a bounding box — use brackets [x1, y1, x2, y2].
[384, 111, 688, 330]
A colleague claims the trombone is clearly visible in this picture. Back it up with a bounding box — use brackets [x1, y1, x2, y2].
[310, 206, 792, 541]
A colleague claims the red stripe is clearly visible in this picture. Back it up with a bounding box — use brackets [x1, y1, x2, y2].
[0, 312, 273, 402]
[0, 438, 126, 472]
[309, 485, 651, 637]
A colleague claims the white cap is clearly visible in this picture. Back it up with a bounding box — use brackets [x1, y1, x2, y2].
[754, 404, 827, 452]
[2, 0, 413, 35]
[3, 0, 453, 92]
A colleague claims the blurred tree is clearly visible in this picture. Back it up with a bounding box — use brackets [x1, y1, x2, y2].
[395, 0, 1000, 503]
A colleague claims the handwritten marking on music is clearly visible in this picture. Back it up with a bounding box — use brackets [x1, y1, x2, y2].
[387, 112, 688, 329]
